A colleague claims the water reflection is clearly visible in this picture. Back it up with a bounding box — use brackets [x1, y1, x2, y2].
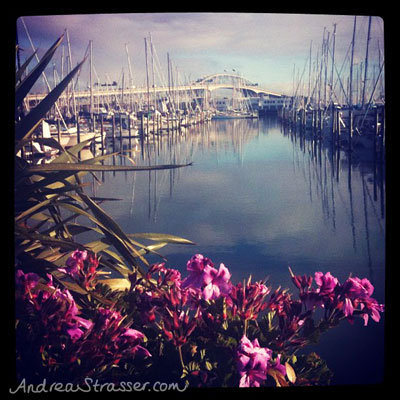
[90, 117, 384, 291]
[85, 118, 385, 385]
[282, 120, 385, 284]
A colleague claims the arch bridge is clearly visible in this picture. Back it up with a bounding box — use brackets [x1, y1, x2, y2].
[193, 72, 281, 97]
[25, 72, 283, 106]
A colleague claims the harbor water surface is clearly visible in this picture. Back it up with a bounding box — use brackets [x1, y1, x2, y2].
[88, 116, 385, 386]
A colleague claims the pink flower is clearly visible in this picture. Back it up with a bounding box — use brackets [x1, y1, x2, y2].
[64, 249, 88, 276]
[343, 297, 354, 318]
[182, 255, 232, 302]
[236, 335, 272, 387]
[314, 272, 338, 296]
[122, 328, 145, 340]
[343, 277, 374, 299]
[339, 276, 384, 325]
[182, 254, 215, 291]
[59, 249, 99, 290]
[202, 263, 232, 301]
[15, 269, 39, 295]
[360, 298, 384, 326]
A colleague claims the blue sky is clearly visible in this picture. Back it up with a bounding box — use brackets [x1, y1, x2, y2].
[16, 13, 385, 95]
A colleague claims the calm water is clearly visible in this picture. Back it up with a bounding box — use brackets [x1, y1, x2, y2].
[88, 116, 385, 385]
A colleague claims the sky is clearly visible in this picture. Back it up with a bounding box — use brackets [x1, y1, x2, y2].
[16, 13, 385, 95]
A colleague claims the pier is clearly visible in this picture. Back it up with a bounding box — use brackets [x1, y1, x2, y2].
[278, 104, 385, 161]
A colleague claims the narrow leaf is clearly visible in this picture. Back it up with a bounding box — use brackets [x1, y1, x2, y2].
[128, 232, 195, 245]
[15, 49, 38, 84]
[15, 198, 52, 222]
[20, 161, 193, 175]
[15, 56, 86, 141]
[15, 34, 64, 106]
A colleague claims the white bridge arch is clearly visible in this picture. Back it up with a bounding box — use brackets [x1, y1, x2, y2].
[25, 72, 283, 108]
[193, 72, 282, 97]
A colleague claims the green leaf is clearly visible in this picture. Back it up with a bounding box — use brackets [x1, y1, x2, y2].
[15, 55, 86, 141]
[15, 198, 53, 222]
[15, 34, 64, 107]
[128, 232, 195, 245]
[15, 49, 38, 84]
[20, 162, 193, 175]
[15, 225, 85, 252]
[51, 138, 94, 163]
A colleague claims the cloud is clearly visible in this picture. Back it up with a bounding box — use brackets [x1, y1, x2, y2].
[17, 13, 384, 94]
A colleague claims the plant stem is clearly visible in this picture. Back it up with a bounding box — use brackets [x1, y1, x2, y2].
[243, 319, 248, 337]
[178, 345, 185, 369]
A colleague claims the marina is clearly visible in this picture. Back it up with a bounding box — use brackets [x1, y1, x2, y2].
[14, 13, 386, 389]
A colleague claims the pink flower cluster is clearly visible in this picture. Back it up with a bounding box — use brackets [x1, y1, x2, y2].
[290, 269, 385, 326]
[182, 254, 232, 301]
[59, 249, 99, 290]
[236, 335, 272, 387]
[15, 261, 150, 377]
[15, 251, 385, 387]
[15, 269, 93, 343]
[236, 335, 288, 387]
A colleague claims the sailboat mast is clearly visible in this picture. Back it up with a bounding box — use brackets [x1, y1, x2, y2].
[144, 37, 150, 115]
[308, 40, 312, 106]
[361, 16, 372, 108]
[330, 23, 337, 105]
[149, 33, 156, 113]
[349, 16, 357, 108]
[121, 68, 125, 111]
[167, 52, 171, 107]
[89, 39, 93, 118]
[125, 43, 134, 112]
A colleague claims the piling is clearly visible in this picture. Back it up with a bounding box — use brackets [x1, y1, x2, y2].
[77, 120, 81, 160]
[336, 109, 341, 147]
[112, 115, 116, 141]
[349, 109, 353, 152]
[312, 110, 316, 137]
[141, 114, 145, 137]
[57, 119, 61, 145]
[380, 105, 385, 159]
[77, 120, 81, 144]
[167, 113, 170, 134]
[119, 113, 123, 145]
[100, 114, 104, 155]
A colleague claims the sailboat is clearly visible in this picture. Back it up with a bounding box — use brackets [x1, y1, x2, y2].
[212, 78, 258, 120]
[212, 109, 258, 119]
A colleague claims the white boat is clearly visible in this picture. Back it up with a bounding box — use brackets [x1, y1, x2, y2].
[212, 110, 258, 120]
[49, 123, 77, 147]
